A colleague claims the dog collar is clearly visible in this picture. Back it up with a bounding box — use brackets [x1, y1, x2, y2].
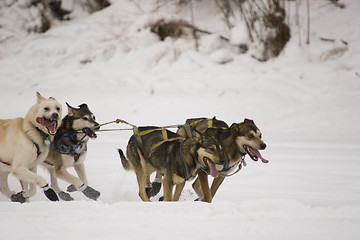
[34, 125, 51, 138]
[32, 141, 41, 157]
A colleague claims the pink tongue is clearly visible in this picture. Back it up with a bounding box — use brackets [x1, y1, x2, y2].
[251, 148, 269, 163]
[206, 159, 220, 178]
[36, 117, 56, 135]
[36, 117, 45, 125]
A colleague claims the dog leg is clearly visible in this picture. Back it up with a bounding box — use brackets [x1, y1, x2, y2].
[73, 163, 100, 200]
[172, 182, 185, 201]
[148, 172, 162, 198]
[74, 163, 88, 186]
[55, 165, 99, 200]
[47, 166, 73, 201]
[210, 175, 225, 198]
[11, 165, 58, 201]
[22, 167, 37, 198]
[198, 170, 212, 203]
[191, 176, 204, 201]
[67, 163, 88, 189]
[55, 165, 83, 189]
[162, 174, 173, 201]
[0, 172, 27, 203]
[0, 171, 11, 197]
[134, 167, 150, 202]
[145, 174, 152, 198]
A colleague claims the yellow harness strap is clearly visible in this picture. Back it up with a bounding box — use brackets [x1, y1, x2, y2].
[148, 128, 183, 154]
[179, 124, 193, 138]
[181, 118, 209, 137]
[133, 127, 146, 156]
[133, 127, 183, 157]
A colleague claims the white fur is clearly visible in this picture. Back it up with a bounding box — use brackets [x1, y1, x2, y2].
[0, 92, 62, 200]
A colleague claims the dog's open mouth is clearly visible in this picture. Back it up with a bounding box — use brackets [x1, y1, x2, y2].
[204, 157, 220, 178]
[83, 128, 97, 139]
[36, 117, 57, 135]
[244, 145, 269, 163]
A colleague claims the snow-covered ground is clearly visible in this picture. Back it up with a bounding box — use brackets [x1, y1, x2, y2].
[0, 0, 359, 239]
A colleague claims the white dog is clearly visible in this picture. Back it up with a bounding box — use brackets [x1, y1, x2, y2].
[0, 92, 62, 202]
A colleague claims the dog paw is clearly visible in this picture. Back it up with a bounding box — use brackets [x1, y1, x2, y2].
[58, 191, 74, 201]
[81, 185, 100, 200]
[149, 182, 162, 197]
[10, 191, 28, 203]
[67, 184, 77, 192]
[42, 185, 59, 201]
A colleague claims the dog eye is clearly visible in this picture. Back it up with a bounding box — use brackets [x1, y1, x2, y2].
[44, 107, 50, 111]
[56, 107, 61, 111]
[208, 146, 215, 152]
[83, 117, 89, 121]
[248, 134, 254, 139]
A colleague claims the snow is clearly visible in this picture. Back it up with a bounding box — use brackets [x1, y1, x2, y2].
[1, 0, 360, 239]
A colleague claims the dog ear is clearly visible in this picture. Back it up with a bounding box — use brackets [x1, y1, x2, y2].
[36, 92, 46, 103]
[78, 104, 89, 110]
[244, 118, 254, 124]
[66, 102, 77, 116]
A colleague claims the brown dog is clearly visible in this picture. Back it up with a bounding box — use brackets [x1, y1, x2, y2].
[118, 126, 223, 202]
[190, 118, 268, 202]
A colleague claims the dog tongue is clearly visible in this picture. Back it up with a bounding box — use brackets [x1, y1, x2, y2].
[206, 158, 220, 178]
[36, 117, 56, 135]
[36, 117, 45, 125]
[250, 148, 269, 163]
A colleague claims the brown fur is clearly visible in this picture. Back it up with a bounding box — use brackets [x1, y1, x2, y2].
[118, 127, 223, 202]
[191, 118, 268, 202]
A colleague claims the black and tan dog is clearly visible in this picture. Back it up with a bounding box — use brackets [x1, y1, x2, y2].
[148, 117, 268, 202]
[118, 126, 223, 202]
[187, 118, 268, 202]
[42, 103, 100, 201]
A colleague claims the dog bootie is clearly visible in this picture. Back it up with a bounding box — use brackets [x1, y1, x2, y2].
[146, 187, 152, 198]
[79, 184, 100, 200]
[10, 191, 28, 203]
[67, 184, 77, 192]
[42, 184, 59, 201]
[58, 191, 74, 201]
[148, 182, 162, 197]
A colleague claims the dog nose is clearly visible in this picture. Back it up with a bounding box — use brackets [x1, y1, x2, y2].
[51, 113, 59, 119]
[260, 143, 267, 150]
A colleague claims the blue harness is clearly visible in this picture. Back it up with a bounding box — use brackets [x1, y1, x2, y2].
[51, 127, 90, 156]
[179, 140, 191, 181]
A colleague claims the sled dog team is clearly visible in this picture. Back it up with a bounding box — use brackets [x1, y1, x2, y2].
[0, 92, 268, 203]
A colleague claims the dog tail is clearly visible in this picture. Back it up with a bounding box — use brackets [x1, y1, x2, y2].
[117, 148, 130, 170]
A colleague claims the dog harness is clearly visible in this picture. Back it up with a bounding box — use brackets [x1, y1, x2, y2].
[133, 127, 192, 181]
[179, 140, 191, 181]
[179, 118, 236, 173]
[178, 118, 226, 138]
[0, 141, 41, 166]
[51, 127, 89, 162]
[132, 127, 184, 158]
[183, 118, 246, 176]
